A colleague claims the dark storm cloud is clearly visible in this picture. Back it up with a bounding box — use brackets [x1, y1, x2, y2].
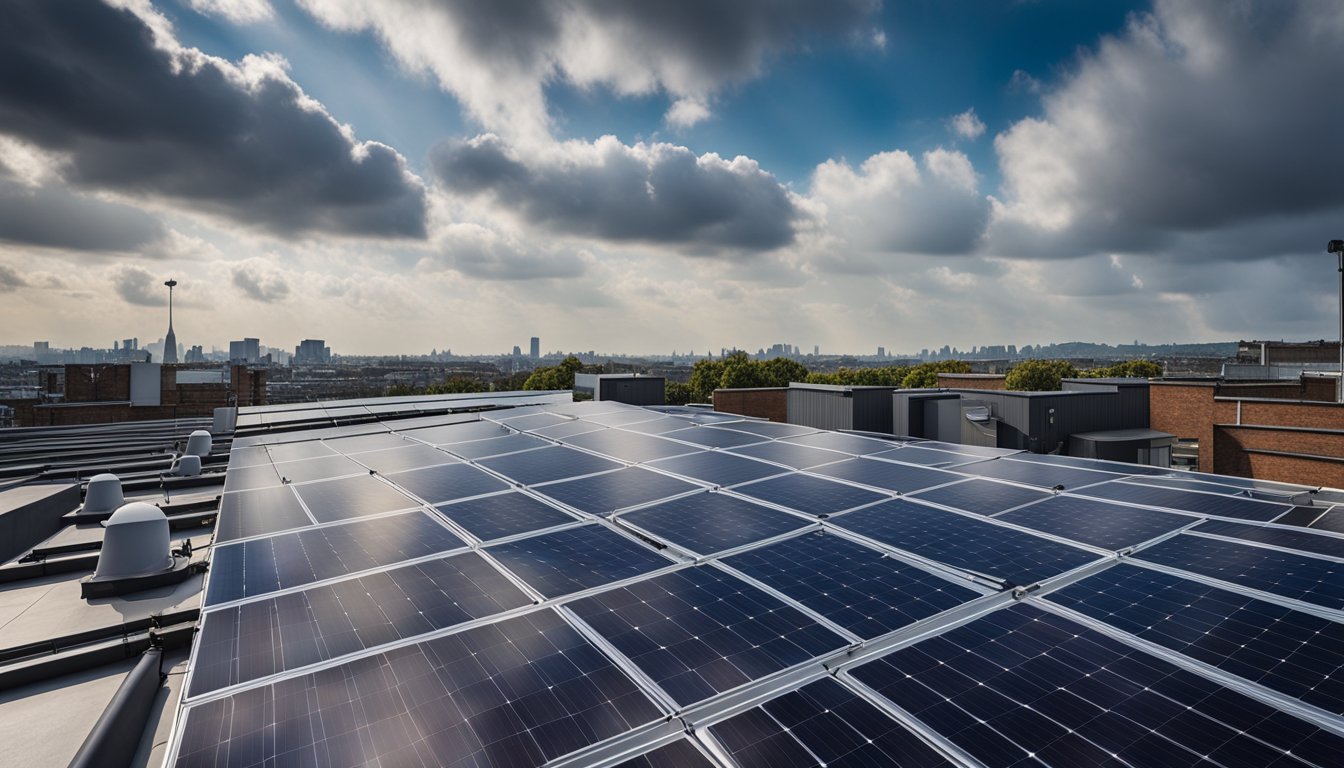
[0, 0, 427, 239]
[231, 263, 290, 302]
[0, 263, 27, 292]
[433, 134, 797, 251]
[0, 180, 165, 252]
[113, 265, 166, 306]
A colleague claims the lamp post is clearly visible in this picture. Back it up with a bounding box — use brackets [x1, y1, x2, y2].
[1330, 240, 1344, 403]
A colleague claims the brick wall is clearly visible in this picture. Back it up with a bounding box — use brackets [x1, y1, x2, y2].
[713, 388, 787, 422]
[1213, 426, 1344, 487]
[936, 374, 1006, 390]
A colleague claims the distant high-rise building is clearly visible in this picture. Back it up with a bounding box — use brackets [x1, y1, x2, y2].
[162, 279, 178, 364]
[877, 346, 886, 358]
[293, 339, 329, 365]
[512, 345, 522, 357]
[530, 336, 540, 359]
[229, 338, 261, 364]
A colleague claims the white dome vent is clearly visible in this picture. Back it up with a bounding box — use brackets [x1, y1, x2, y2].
[185, 430, 212, 457]
[82, 473, 125, 515]
[170, 454, 203, 477]
[82, 502, 199, 598]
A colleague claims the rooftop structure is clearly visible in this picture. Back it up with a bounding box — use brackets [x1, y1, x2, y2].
[162, 280, 178, 365]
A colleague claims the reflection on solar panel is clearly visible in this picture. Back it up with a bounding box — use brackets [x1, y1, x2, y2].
[723, 532, 981, 638]
[215, 485, 312, 543]
[495, 411, 570, 431]
[323, 432, 409, 454]
[610, 739, 716, 767]
[996, 496, 1192, 550]
[907, 477, 1050, 516]
[434, 492, 578, 542]
[205, 510, 465, 605]
[1193, 518, 1344, 558]
[810, 458, 961, 494]
[662, 426, 766, 449]
[535, 467, 700, 515]
[529, 419, 607, 439]
[403, 420, 510, 445]
[722, 420, 817, 438]
[445, 432, 550, 460]
[562, 429, 698, 463]
[1010, 451, 1175, 476]
[709, 678, 952, 767]
[851, 604, 1344, 768]
[1134, 534, 1344, 609]
[293, 474, 419, 523]
[1046, 564, 1344, 714]
[479, 445, 624, 485]
[191, 551, 532, 697]
[955, 457, 1119, 489]
[272, 454, 363, 484]
[220, 462, 281, 493]
[175, 610, 665, 767]
[615, 417, 691, 435]
[1078, 480, 1289, 521]
[732, 473, 888, 516]
[781, 431, 895, 455]
[620, 493, 812, 556]
[728, 441, 850, 470]
[1309, 507, 1344, 534]
[644, 450, 785, 487]
[871, 445, 980, 467]
[567, 566, 847, 706]
[383, 462, 510, 505]
[264, 440, 338, 463]
[485, 524, 672, 598]
[834, 500, 1098, 586]
[349, 443, 456, 474]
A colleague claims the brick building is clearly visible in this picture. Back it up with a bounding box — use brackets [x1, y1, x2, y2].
[712, 387, 787, 422]
[7, 363, 265, 427]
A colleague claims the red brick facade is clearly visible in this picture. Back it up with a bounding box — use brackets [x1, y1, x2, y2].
[936, 374, 1006, 390]
[14, 364, 266, 427]
[712, 388, 788, 422]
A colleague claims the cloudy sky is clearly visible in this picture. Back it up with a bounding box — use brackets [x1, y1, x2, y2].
[1, 0, 1341, 356]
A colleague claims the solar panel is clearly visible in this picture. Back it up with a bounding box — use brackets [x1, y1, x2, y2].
[1310, 507, 1344, 534]
[615, 417, 693, 436]
[1134, 534, 1344, 609]
[562, 429, 698, 463]
[293, 474, 419, 524]
[662, 426, 767, 449]
[996, 496, 1192, 550]
[1078, 480, 1290, 521]
[1193, 519, 1344, 559]
[708, 677, 953, 767]
[347, 443, 457, 474]
[205, 511, 465, 606]
[731, 473, 888, 516]
[173, 610, 666, 767]
[272, 454, 364, 484]
[1046, 564, 1344, 714]
[907, 478, 1051, 516]
[444, 432, 550, 460]
[781, 431, 895, 455]
[220, 462, 282, 493]
[1009, 451, 1175, 476]
[619, 493, 812, 556]
[566, 565, 848, 706]
[1126, 474, 1260, 495]
[833, 499, 1099, 587]
[910, 440, 1016, 456]
[190, 551, 533, 697]
[383, 462, 511, 505]
[534, 467, 701, 515]
[322, 432, 409, 454]
[955, 457, 1119, 489]
[870, 445, 981, 467]
[850, 603, 1344, 768]
[225, 445, 271, 468]
[721, 420, 817, 438]
[404, 420, 511, 445]
[485, 524, 673, 598]
[529, 419, 607, 439]
[644, 451, 786, 488]
[215, 485, 312, 543]
[723, 531, 982, 639]
[430, 492, 576, 542]
[479, 445, 624, 486]
[728, 441, 850, 470]
[264, 440, 338, 463]
[809, 458, 962, 494]
[583, 409, 666, 427]
[496, 411, 570, 431]
[610, 739, 716, 767]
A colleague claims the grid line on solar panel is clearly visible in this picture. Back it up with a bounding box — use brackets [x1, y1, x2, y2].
[618, 492, 814, 557]
[205, 510, 467, 607]
[1045, 564, 1344, 715]
[729, 473, 889, 517]
[661, 426, 769, 449]
[292, 474, 422, 524]
[1191, 519, 1344, 559]
[615, 417, 695, 436]
[869, 446, 982, 467]
[189, 551, 536, 698]
[529, 419, 608, 439]
[906, 477, 1051, 516]
[478, 445, 625, 486]
[565, 565, 849, 707]
[270, 454, 365, 484]
[726, 441, 852, 470]
[220, 462, 282, 493]
[808, 457, 963, 494]
[533, 467, 703, 516]
[433, 491, 581, 542]
[607, 738, 717, 767]
[718, 420, 818, 438]
[172, 609, 667, 768]
[995, 495, 1195, 551]
[443, 432, 552, 460]
[345, 443, 458, 474]
[561, 429, 699, 463]
[643, 451, 787, 488]
[382, 461, 513, 506]
[400, 419, 512, 445]
[849, 602, 1344, 768]
[951, 456, 1121, 489]
[830, 499, 1101, 587]
[1308, 507, 1344, 534]
[263, 440, 339, 463]
[1077, 479, 1291, 521]
[721, 532, 984, 639]
[214, 484, 315, 543]
[779, 431, 895, 455]
[1133, 534, 1344, 610]
[485, 524, 676, 598]
[322, 432, 412, 454]
[706, 677, 952, 767]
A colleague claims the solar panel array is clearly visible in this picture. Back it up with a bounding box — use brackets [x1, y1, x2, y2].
[172, 402, 1344, 767]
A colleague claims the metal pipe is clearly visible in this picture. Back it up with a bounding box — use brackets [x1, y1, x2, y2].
[68, 645, 166, 768]
[1339, 250, 1343, 403]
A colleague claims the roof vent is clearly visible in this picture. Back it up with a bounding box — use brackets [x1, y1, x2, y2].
[185, 429, 212, 457]
[82, 473, 125, 515]
[964, 406, 993, 423]
[169, 454, 202, 477]
[81, 502, 196, 598]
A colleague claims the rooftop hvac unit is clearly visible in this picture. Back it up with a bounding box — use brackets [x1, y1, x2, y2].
[964, 406, 992, 423]
[81, 502, 199, 598]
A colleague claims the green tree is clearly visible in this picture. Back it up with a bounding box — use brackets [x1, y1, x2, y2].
[1005, 359, 1079, 391]
[687, 356, 728, 403]
[384, 383, 418, 397]
[759, 357, 810, 387]
[425, 377, 488, 394]
[523, 355, 584, 390]
[665, 381, 692, 406]
[901, 360, 971, 389]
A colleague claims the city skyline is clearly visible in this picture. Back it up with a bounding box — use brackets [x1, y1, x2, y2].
[2, 1, 1342, 354]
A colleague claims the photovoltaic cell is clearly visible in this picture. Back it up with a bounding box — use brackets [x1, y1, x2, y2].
[215, 485, 312, 543]
[190, 552, 533, 697]
[479, 445, 624, 486]
[384, 462, 511, 505]
[562, 429, 698, 463]
[781, 431, 895, 455]
[732, 473, 888, 516]
[610, 739, 715, 768]
[173, 610, 665, 767]
[833, 499, 1099, 586]
[620, 493, 812, 556]
[809, 458, 961, 494]
[497, 412, 570, 431]
[907, 478, 1050, 516]
[852, 603, 1344, 768]
[644, 451, 786, 488]
[403, 420, 510, 445]
[1010, 452, 1174, 476]
[662, 426, 767, 449]
[534, 467, 700, 515]
[1047, 564, 1344, 714]
[728, 441, 850, 470]
[226, 445, 271, 468]
[294, 474, 419, 524]
[529, 420, 606, 440]
[1134, 534, 1344, 609]
[264, 440, 338, 463]
[445, 433, 550, 460]
[322, 432, 410, 454]
[205, 510, 465, 606]
[616, 417, 693, 436]
[721, 420, 817, 438]
[723, 532, 981, 639]
[1192, 519, 1344, 559]
[349, 444, 457, 474]
[709, 678, 952, 767]
[567, 566, 847, 706]
[433, 492, 578, 541]
[1078, 480, 1289, 521]
[1310, 507, 1344, 534]
[996, 496, 1192, 550]
[220, 462, 282, 493]
[486, 524, 672, 598]
[272, 454, 364, 484]
[955, 457, 1119, 490]
[871, 446, 981, 467]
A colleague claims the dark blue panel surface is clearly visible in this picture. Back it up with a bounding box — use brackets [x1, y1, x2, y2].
[721, 421, 818, 438]
[955, 457, 1119, 490]
[445, 433, 550, 459]
[710, 678, 952, 768]
[810, 458, 961, 494]
[1048, 564, 1344, 714]
[497, 412, 569, 431]
[175, 610, 664, 767]
[486, 524, 671, 597]
[729, 441, 851, 470]
[734, 473, 888, 516]
[385, 461, 511, 505]
[479, 445, 623, 485]
[644, 451, 786, 487]
[322, 432, 410, 454]
[724, 532, 981, 638]
[535, 467, 700, 515]
[871, 445, 981, 467]
[434, 492, 577, 541]
[662, 426, 768, 449]
[782, 431, 896, 455]
[1311, 508, 1344, 534]
[351, 444, 457, 474]
[403, 420, 510, 445]
[1193, 519, 1344, 558]
[852, 603, 1344, 768]
[272, 454, 363, 484]
[568, 566, 847, 706]
[215, 485, 311, 543]
[294, 474, 419, 523]
[264, 440, 338, 463]
[220, 462, 282, 493]
[620, 493, 812, 555]
[1078, 480, 1289, 521]
[562, 429, 697, 463]
[616, 417, 694, 436]
[997, 496, 1191, 550]
[833, 500, 1098, 587]
[908, 478, 1050, 516]
[1134, 534, 1344, 609]
[1010, 452, 1174, 475]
